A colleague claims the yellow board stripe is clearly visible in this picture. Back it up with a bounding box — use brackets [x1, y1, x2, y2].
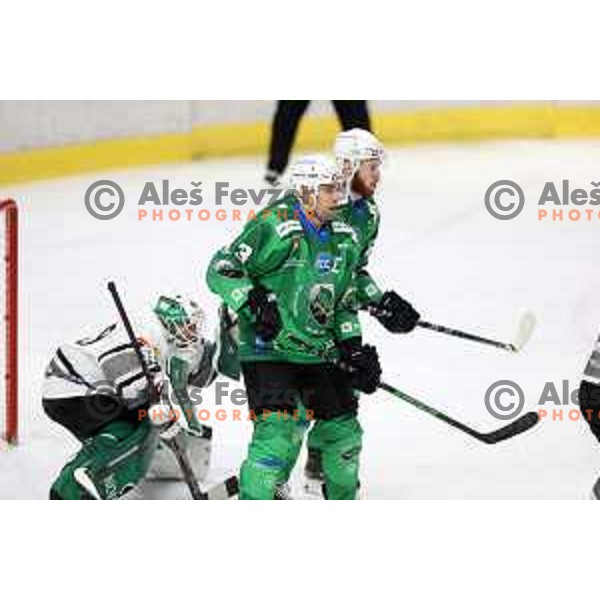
[2, 104, 600, 185]
[0, 132, 191, 185]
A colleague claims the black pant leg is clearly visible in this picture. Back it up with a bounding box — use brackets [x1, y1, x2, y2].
[300, 363, 357, 420]
[43, 395, 130, 440]
[332, 100, 371, 132]
[267, 100, 311, 174]
[241, 361, 302, 414]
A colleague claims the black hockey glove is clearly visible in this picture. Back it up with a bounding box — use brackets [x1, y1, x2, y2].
[579, 380, 600, 441]
[247, 285, 282, 342]
[371, 291, 420, 333]
[338, 338, 382, 394]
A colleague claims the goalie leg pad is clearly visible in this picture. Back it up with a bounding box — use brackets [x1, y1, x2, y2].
[50, 418, 158, 500]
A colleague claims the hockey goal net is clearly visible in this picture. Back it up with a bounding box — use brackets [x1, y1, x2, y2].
[0, 200, 17, 445]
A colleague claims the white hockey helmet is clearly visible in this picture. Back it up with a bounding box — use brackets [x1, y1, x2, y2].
[334, 128, 385, 184]
[153, 294, 205, 347]
[288, 154, 341, 196]
[290, 154, 342, 222]
[287, 155, 342, 221]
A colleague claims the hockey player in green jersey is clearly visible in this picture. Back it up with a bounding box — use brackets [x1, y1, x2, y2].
[303, 129, 421, 491]
[334, 128, 421, 321]
[43, 295, 216, 499]
[206, 155, 382, 500]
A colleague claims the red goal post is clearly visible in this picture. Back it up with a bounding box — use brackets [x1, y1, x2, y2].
[0, 199, 18, 445]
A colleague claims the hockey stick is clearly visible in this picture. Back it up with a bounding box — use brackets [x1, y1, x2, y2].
[378, 381, 539, 444]
[369, 307, 537, 353]
[287, 335, 539, 444]
[107, 281, 238, 500]
[417, 311, 537, 353]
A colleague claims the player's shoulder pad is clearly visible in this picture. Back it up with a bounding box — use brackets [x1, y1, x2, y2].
[254, 195, 303, 240]
[274, 219, 303, 239]
[272, 196, 304, 239]
[254, 193, 296, 219]
[331, 220, 359, 244]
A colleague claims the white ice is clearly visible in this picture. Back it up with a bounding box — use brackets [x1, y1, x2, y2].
[1, 139, 600, 499]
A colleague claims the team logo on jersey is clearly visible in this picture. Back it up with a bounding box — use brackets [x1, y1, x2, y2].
[309, 283, 335, 326]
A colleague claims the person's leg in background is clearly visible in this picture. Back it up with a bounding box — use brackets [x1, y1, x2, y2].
[265, 101, 310, 185]
[332, 100, 371, 132]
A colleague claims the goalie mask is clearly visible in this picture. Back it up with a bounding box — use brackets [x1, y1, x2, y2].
[334, 128, 385, 199]
[153, 295, 205, 348]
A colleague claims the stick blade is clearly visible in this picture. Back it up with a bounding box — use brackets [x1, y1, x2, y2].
[479, 411, 540, 444]
[510, 311, 537, 352]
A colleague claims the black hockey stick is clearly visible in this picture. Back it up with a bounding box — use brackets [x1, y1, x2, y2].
[107, 281, 238, 500]
[417, 312, 536, 353]
[287, 335, 539, 444]
[369, 307, 537, 353]
[378, 381, 540, 444]
[418, 321, 514, 351]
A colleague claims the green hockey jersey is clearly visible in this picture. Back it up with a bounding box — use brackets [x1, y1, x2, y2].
[206, 197, 363, 364]
[336, 195, 383, 307]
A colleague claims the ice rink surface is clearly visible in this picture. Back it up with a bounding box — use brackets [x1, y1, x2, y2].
[2, 139, 600, 499]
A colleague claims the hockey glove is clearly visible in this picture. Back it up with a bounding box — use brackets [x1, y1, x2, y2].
[579, 380, 600, 441]
[338, 337, 382, 394]
[372, 291, 420, 333]
[247, 285, 282, 342]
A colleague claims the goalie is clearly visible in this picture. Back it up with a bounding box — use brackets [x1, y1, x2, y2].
[42, 294, 216, 500]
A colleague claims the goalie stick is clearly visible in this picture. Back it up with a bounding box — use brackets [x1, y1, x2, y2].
[107, 281, 238, 500]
